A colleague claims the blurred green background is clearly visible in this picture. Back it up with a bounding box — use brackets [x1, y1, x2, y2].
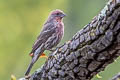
[0, 0, 120, 80]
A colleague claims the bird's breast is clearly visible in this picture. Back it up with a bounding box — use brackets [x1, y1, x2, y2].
[56, 22, 64, 37]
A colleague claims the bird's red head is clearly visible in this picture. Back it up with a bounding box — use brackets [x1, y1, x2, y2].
[48, 9, 66, 22]
[51, 9, 66, 17]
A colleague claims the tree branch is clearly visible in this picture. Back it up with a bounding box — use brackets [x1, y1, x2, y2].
[20, 0, 120, 80]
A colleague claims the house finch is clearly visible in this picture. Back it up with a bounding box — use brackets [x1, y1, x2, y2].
[25, 9, 66, 77]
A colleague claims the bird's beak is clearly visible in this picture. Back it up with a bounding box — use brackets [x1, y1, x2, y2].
[61, 13, 66, 17]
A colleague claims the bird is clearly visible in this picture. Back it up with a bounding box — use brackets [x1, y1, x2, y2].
[25, 9, 66, 77]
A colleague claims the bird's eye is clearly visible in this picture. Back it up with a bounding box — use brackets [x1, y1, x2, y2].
[56, 13, 60, 15]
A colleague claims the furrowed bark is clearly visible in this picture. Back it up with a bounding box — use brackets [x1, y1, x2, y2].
[20, 0, 120, 80]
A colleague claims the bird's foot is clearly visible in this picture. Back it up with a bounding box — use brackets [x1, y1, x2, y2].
[40, 53, 48, 59]
[29, 53, 48, 59]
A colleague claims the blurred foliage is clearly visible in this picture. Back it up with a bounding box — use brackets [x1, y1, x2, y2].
[11, 75, 16, 80]
[0, 0, 120, 80]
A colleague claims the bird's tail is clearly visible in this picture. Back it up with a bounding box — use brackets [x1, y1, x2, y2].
[25, 61, 34, 76]
[25, 53, 40, 76]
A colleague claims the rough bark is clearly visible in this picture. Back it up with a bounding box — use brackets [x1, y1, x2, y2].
[20, 0, 120, 80]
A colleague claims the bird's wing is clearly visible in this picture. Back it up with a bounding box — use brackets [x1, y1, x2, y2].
[30, 23, 56, 54]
